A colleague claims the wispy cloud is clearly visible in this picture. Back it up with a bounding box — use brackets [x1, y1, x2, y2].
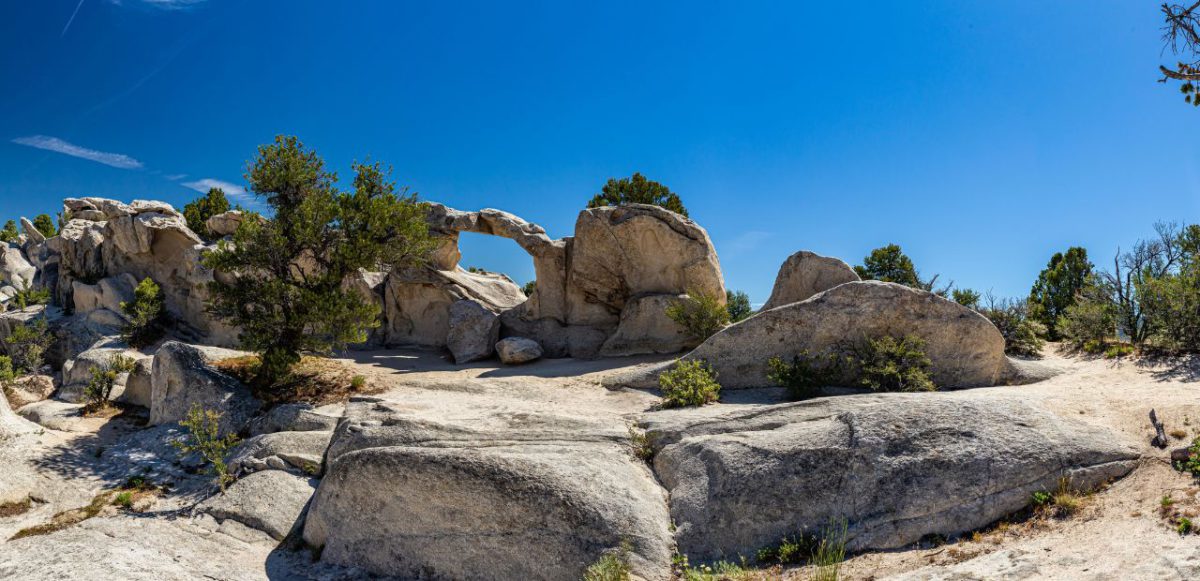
[723, 230, 772, 256]
[62, 0, 86, 36]
[109, 0, 207, 9]
[181, 178, 257, 206]
[12, 135, 143, 169]
[164, 173, 187, 181]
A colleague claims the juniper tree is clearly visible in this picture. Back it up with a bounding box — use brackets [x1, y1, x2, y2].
[587, 172, 688, 217]
[203, 136, 436, 386]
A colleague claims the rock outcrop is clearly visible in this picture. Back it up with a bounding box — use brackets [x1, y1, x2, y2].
[49, 198, 238, 346]
[430, 202, 723, 358]
[642, 392, 1139, 562]
[303, 396, 673, 580]
[148, 341, 260, 435]
[760, 250, 860, 311]
[608, 281, 1012, 390]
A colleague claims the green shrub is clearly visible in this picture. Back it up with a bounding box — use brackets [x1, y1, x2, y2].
[1031, 490, 1053, 507]
[1178, 437, 1200, 478]
[658, 360, 720, 408]
[521, 280, 536, 297]
[1103, 343, 1135, 359]
[850, 335, 935, 392]
[587, 172, 688, 217]
[4, 318, 51, 374]
[82, 355, 137, 413]
[171, 404, 240, 492]
[1057, 294, 1115, 349]
[665, 290, 729, 343]
[951, 288, 981, 310]
[113, 491, 134, 509]
[9, 286, 50, 311]
[583, 542, 631, 581]
[725, 290, 752, 323]
[0, 355, 14, 386]
[766, 351, 842, 401]
[121, 278, 166, 348]
[673, 555, 754, 581]
[350, 374, 366, 390]
[980, 297, 1046, 357]
[628, 425, 654, 462]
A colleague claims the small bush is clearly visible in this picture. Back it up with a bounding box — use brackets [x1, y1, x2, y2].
[665, 290, 729, 343]
[4, 317, 52, 374]
[350, 374, 366, 390]
[658, 360, 720, 408]
[766, 351, 842, 401]
[171, 404, 240, 492]
[628, 425, 654, 462]
[9, 286, 50, 311]
[583, 542, 631, 581]
[850, 335, 935, 392]
[1103, 343, 1135, 359]
[121, 277, 166, 348]
[674, 555, 756, 581]
[1032, 477, 1083, 518]
[1179, 436, 1200, 477]
[979, 297, 1046, 357]
[1058, 295, 1115, 349]
[1179, 517, 1194, 535]
[82, 355, 137, 414]
[0, 356, 13, 387]
[113, 491, 134, 509]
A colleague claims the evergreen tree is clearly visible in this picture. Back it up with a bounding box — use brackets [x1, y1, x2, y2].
[587, 172, 688, 217]
[1028, 247, 1093, 340]
[183, 188, 232, 240]
[203, 136, 436, 386]
[32, 214, 56, 238]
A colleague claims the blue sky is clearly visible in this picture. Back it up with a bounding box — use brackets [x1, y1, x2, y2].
[1, 1, 1197, 304]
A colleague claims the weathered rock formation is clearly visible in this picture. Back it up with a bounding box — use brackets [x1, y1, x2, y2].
[608, 281, 1013, 389]
[304, 395, 674, 580]
[641, 392, 1139, 562]
[496, 336, 543, 364]
[48, 197, 238, 346]
[760, 250, 860, 311]
[429, 202, 724, 358]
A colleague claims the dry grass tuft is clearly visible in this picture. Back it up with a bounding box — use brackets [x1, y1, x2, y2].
[215, 355, 384, 405]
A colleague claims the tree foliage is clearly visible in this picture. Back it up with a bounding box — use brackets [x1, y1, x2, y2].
[183, 188, 231, 240]
[725, 289, 752, 323]
[1028, 247, 1093, 340]
[172, 404, 240, 493]
[4, 318, 51, 374]
[32, 214, 57, 238]
[665, 289, 729, 342]
[203, 136, 436, 386]
[121, 277, 165, 348]
[587, 172, 688, 217]
[854, 244, 929, 288]
[1161, 3, 1200, 106]
[0, 220, 18, 243]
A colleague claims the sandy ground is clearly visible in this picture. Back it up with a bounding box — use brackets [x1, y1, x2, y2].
[4, 345, 1198, 579]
